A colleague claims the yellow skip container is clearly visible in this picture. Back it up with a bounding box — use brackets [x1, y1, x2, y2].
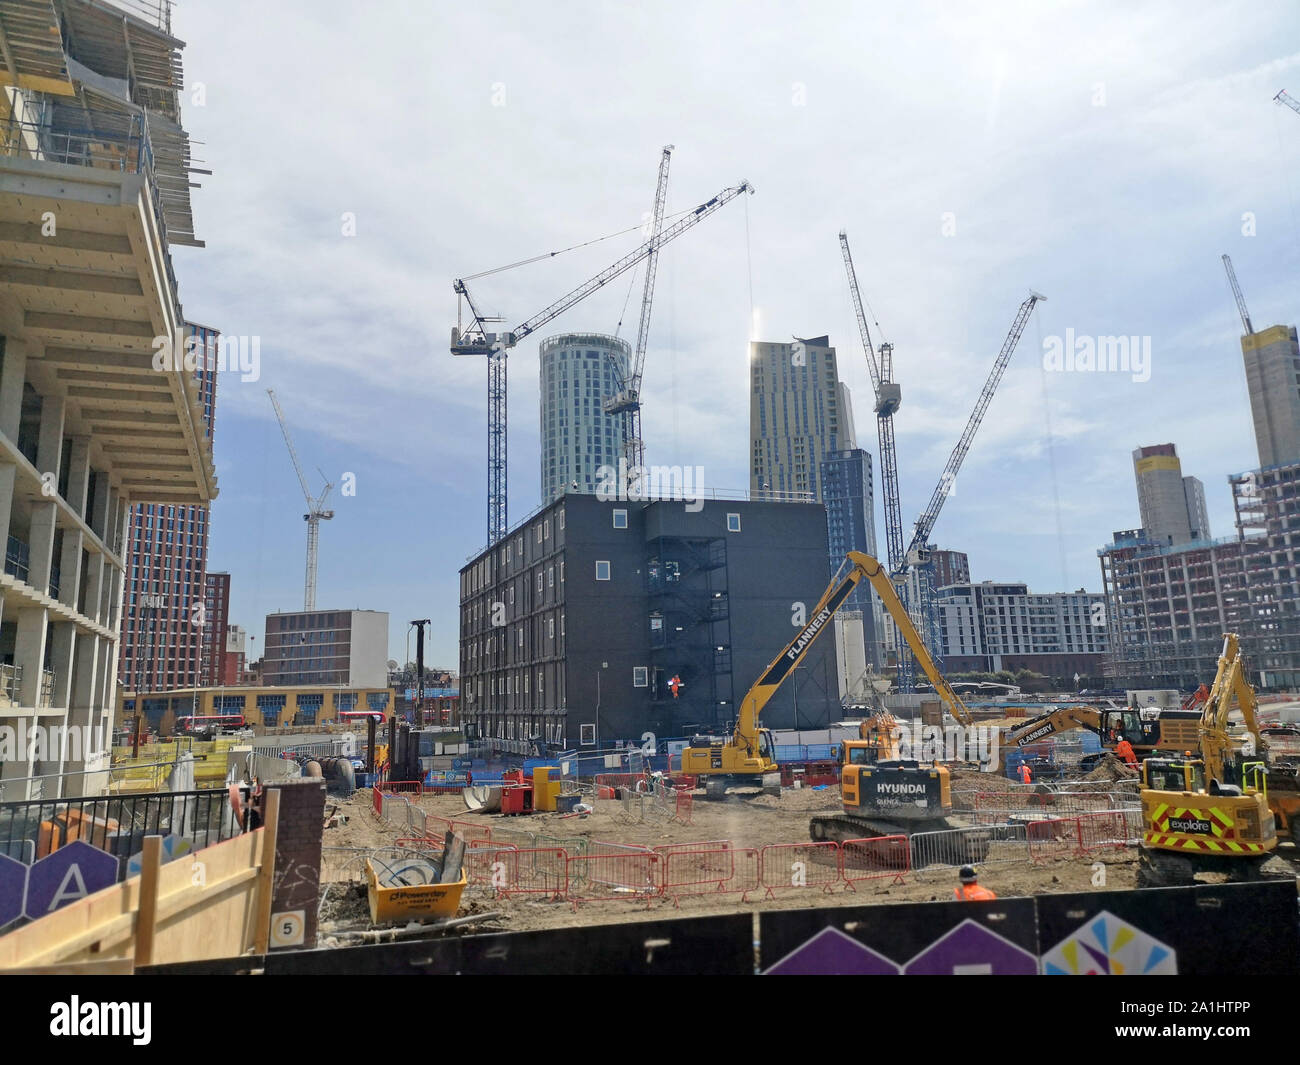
[365, 856, 467, 925]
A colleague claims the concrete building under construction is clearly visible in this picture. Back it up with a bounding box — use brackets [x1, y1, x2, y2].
[0, 1, 215, 798]
[1100, 313, 1300, 688]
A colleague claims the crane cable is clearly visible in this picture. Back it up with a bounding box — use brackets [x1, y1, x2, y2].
[460, 206, 702, 282]
[1034, 302, 1069, 590]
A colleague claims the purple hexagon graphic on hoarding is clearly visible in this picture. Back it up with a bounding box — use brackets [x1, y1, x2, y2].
[764, 927, 901, 975]
[903, 918, 1039, 975]
[24, 841, 118, 920]
[0, 852, 27, 929]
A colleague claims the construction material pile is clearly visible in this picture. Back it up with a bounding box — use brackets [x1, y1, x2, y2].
[1083, 753, 1139, 782]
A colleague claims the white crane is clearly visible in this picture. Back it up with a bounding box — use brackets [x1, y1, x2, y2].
[267, 389, 334, 611]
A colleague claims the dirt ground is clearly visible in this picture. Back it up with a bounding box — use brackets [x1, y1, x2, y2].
[315, 781, 1169, 935]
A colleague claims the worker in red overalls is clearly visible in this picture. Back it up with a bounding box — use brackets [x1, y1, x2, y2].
[669, 675, 683, 699]
[1115, 734, 1138, 768]
[1018, 761, 1032, 785]
[954, 865, 997, 901]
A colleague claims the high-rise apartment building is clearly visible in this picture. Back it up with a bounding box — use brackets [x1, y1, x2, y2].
[263, 610, 389, 688]
[821, 448, 879, 677]
[930, 548, 971, 590]
[1183, 476, 1210, 542]
[118, 321, 218, 692]
[749, 336, 848, 501]
[201, 571, 231, 686]
[1133, 444, 1204, 547]
[0, 3, 215, 797]
[540, 333, 629, 503]
[750, 336, 875, 698]
[1242, 325, 1300, 469]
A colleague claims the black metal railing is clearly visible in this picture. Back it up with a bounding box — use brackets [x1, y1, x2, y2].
[4, 535, 29, 582]
[0, 787, 251, 880]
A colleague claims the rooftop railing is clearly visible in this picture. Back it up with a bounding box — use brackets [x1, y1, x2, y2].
[2, 115, 182, 323]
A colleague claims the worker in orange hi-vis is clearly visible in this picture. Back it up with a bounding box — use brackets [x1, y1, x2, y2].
[1115, 734, 1138, 768]
[1017, 761, 1032, 786]
[954, 865, 997, 901]
[669, 674, 684, 699]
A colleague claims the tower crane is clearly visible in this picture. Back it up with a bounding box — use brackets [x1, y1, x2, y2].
[604, 145, 673, 488]
[1275, 89, 1300, 117]
[453, 174, 754, 544]
[267, 389, 334, 612]
[1221, 253, 1254, 335]
[840, 231, 910, 679]
[898, 291, 1045, 685]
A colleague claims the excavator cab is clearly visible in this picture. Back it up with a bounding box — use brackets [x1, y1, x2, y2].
[1142, 757, 1206, 794]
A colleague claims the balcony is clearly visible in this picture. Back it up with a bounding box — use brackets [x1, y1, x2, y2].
[0, 10, 217, 511]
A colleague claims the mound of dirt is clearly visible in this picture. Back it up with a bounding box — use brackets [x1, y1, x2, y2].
[1084, 753, 1138, 782]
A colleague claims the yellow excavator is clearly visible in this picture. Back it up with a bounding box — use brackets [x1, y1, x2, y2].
[1003, 703, 1203, 771]
[798, 553, 994, 854]
[1136, 633, 1295, 886]
[683, 550, 985, 836]
[680, 548, 868, 795]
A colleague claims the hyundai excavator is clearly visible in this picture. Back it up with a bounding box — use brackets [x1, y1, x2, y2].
[779, 553, 993, 858]
[681, 550, 975, 814]
[1136, 633, 1297, 886]
[680, 548, 865, 796]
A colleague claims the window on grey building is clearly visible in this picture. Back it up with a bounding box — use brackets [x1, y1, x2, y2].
[596, 561, 611, 581]
[727, 513, 741, 533]
[613, 509, 628, 529]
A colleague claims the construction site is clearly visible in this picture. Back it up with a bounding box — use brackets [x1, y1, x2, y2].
[4, 2, 1300, 1007]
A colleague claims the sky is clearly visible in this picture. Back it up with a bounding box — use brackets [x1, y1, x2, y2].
[164, 0, 1300, 669]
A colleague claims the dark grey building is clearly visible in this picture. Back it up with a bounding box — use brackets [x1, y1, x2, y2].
[821, 448, 879, 664]
[458, 494, 842, 754]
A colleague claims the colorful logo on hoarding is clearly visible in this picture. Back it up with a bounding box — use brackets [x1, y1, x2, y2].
[1042, 910, 1176, 975]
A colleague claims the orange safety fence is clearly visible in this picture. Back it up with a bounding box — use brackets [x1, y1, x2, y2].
[672, 789, 694, 825]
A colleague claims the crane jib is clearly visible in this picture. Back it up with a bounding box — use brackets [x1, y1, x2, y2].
[758, 577, 858, 688]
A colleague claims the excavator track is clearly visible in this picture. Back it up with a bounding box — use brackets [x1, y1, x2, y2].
[809, 815, 992, 865]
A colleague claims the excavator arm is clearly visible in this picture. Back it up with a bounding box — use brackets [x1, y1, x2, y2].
[1199, 633, 1267, 784]
[843, 552, 975, 728]
[1005, 706, 1105, 748]
[733, 550, 972, 751]
[730, 553, 870, 752]
[689, 551, 973, 779]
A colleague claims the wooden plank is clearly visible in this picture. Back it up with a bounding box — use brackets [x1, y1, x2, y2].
[252, 789, 281, 955]
[0, 827, 269, 970]
[134, 836, 162, 967]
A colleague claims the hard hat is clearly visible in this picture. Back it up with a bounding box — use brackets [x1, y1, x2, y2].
[959, 865, 977, 883]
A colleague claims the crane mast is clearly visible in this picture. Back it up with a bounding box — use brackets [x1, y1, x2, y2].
[1221, 254, 1254, 335]
[453, 175, 753, 544]
[840, 231, 910, 683]
[605, 146, 673, 487]
[267, 389, 334, 612]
